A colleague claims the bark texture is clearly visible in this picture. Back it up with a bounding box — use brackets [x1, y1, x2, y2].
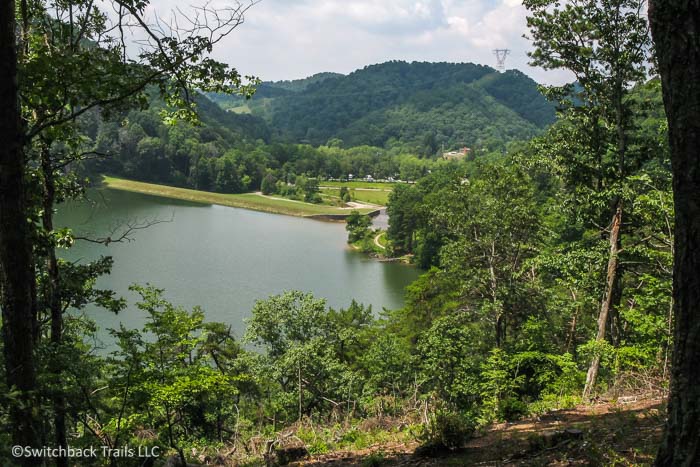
[583, 202, 622, 400]
[649, 1, 700, 465]
[0, 0, 40, 461]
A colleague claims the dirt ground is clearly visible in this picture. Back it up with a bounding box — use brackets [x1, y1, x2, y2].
[289, 397, 666, 467]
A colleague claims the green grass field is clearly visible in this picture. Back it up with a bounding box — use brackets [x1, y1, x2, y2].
[102, 176, 376, 218]
[320, 180, 397, 190]
[319, 187, 390, 205]
[229, 105, 251, 114]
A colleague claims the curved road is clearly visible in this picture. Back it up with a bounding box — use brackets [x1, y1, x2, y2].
[374, 231, 386, 250]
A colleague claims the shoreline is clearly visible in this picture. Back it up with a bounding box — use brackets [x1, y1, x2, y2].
[100, 176, 380, 220]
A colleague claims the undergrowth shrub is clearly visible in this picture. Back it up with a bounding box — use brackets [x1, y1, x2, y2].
[421, 409, 476, 450]
[361, 451, 387, 467]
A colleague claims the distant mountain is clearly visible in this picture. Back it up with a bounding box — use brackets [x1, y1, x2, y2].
[207, 61, 556, 153]
[206, 72, 344, 112]
[267, 72, 345, 93]
[193, 93, 272, 143]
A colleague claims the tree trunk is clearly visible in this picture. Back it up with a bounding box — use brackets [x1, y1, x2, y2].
[40, 144, 69, 467]
[649, 1, 700, 465]
[565, 289, 579, 354]
[298, 362, 303, 422]
[486, 241, 507, 348]
[608, 268, 624, 347]
[0, 0, 40, 462]
[583, 202, 622, 400]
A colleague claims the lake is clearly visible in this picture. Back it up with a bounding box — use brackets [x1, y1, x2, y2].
[56, 189, 419, 345]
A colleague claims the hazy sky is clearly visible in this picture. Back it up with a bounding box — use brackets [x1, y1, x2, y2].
[148, 0, 574, 85]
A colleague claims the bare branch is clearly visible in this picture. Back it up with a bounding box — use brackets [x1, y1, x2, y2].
[74, 214, 174, 246]
[26, 0, 259, 140]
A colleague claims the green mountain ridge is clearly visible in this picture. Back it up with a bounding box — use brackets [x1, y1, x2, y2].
[205, 72, 345, 110]
[208, 61, 556, 152]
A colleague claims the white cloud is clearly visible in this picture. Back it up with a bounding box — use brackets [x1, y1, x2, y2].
[138, 0, 574, 85]
[446, 16, 470, 36]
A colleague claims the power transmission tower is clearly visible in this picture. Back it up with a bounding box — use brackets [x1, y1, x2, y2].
[493, 49, 510, 71]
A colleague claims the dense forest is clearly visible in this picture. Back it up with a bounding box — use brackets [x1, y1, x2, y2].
[85, 61, 556, 195]
[86, 95, 441, 195]
[1, 0, 699, 466]
[209, 61, 556, 152]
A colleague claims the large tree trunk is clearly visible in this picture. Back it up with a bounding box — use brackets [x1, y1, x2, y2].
[649, 1, 700, 465]
[583, 202, 622, 400]
[0, 0, 40, 462]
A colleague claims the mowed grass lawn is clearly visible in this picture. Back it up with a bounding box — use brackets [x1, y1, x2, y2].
[321, 180, 397, 190]
[320, 187, 390, 205]
[102, 176, 376, 217]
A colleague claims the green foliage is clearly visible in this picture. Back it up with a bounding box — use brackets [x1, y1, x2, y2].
[212, 61, 555, 152]
[360, 333, 413, 398]
[616, 275, 672, 370]
[261, 172, 278, 195]
[386, 184, 424, 255]
[297, 176, 322, 203]
[339, 186, 352, 202]
[244, 292, 376, 422]
[395, 268, 459, 335]
[346, 211, 373, 243]
[417, 312, 485, 409]
[244, 291, 329, 358]
[7, 0, 675, 460]
[385, 164, 471, 266]
[361, 451, 387, 467]
[434, 162, 543, 347]
[420, 409, 476, 450]
[478, 349, 525, 423]
[106, 286, 250, 455]
[89, 103, 450, 201]
[528, 393, 581, 416]
[383, 73, 671, 425]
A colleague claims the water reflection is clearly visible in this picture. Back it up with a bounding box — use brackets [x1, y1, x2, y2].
[57, 189, 420, 346]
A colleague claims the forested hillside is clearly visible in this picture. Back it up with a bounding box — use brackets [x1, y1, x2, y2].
[86, 92, 271, 187]
[85, 95, 441, 195]
[84, 62, 557, 193]
[3, 0, 698, 464]
[210, 61, 556, 152]
[206, 72, 344, 110]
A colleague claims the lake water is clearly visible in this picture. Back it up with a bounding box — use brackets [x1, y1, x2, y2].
[56, 189, 419, 345]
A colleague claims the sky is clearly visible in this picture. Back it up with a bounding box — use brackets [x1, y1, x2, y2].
[146, 0, 574, 85]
